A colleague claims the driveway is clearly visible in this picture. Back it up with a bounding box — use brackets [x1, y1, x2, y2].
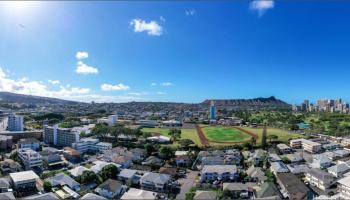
[176, 170, 198, 200]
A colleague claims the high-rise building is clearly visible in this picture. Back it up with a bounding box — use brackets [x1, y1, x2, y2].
[44, 125, 80, 147]
[209, 101, 217, 121]
[7, 113, 24, 131]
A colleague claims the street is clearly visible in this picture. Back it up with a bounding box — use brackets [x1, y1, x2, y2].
[176, 170, 198, 200]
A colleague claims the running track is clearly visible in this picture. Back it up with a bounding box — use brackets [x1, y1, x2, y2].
[195, 125, 258, 146]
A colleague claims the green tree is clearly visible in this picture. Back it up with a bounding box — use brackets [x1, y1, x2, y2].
[160, 146, 174, 160]
[267, 134, 278, 143]
[169, 129, 182, 142]
[43, 181, 52, 192]
[178, 139, 194, 149]
[77, 170, 98, 184]
[99, 164, 119, 181]
[144, 143, 155, 156]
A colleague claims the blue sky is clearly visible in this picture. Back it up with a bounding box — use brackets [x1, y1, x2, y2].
[1, 1, 350, 104]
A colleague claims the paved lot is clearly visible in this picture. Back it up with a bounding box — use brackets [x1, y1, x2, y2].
[176, 170, 198, 200]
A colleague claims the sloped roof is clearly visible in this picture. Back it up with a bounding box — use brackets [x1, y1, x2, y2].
[255, 182, 280, 198]
[46, 173, 80, 188]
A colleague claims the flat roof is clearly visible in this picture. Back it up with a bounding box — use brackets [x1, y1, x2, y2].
[10, 170, 39, 183]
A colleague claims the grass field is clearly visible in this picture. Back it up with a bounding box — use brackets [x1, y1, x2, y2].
[201, 126, 252, 142]
[142, 128, 201, 146]
[239, 127, 302, 144]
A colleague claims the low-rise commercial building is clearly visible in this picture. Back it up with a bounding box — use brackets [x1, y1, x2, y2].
[17, 138, 40, 151]
[305, 168, 334, 190]
[72, 138, 99, 153]
[200, 165, 238, 182]
[338, 175, 350, 199]
[290, 139, 321, 153]
[18, 148, 42, 170]
[9, 170, 39, 189]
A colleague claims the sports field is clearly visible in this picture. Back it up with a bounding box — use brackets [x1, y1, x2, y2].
[238, 127, 302, 144]
[201, 126, 252, 143]
[142, 128, 201, 146]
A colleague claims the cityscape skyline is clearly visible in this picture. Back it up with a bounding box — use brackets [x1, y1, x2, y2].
[2, 1, 350, 103]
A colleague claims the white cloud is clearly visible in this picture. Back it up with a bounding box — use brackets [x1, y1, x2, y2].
[76, 61, 98, 75]
[101, 83, 130, 91]
[150, 82, 157, 86]
[185, 9, 196, 16]
[160, 16, 166, 22]
[76, 51, 89, 60]
[157, 91, 166, 95]
[161, 82, 174, 87]
[0, 67, 90, 99]
[0, 67, 148, 103]
[250, 0, 274, 17]
[130, 18, 163, 36]
[48, 80, 60, 85]
[128, 92, 148, 96]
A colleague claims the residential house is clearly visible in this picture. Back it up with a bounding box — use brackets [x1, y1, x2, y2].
[9, 170, 39, 189]
[0, 192, 15, 200]
[90, 161, 120, 174]
[287, 164, 310, 174]
[311, 154, 332, 169]
[142, 156, 164, 167]
[118, 169, 138, 184]
[246, 166, 267, 183]
[248, 149, 266, 165]
[140, 172, 171, 192]
[0, 178, 10, 193]
[277, 143, 292, 154]
[0, 159, 21, 174]
[175, 155, 190, 167]
[276, 173, 311, 200]
[81, 193, 107, 200]
[95, 179, 126, 199]
[113, 155, 133, 169]
[223, 182, 256, 199]
[328, 161, 350, 178]
[283, 153, 303, 163]
[305, 168, 334, 190]
[193, 191, 217, 200]
[270, 162, 289, 175]
[254, 182, 281, 199]
[268, 154, 281, 162]
[130, 148, 147, 161]
[45, 173, 80, 191]
[200, 165, 238, 182]
[338, 175, 350, 199]
[68, 166, 90, 177]
[159, 167, 177, 177]
[24, 192, 60, 200]
[121, 188, 158, 200]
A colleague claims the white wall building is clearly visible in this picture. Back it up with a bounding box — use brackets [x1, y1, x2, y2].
[98, 115, 118, 126]
[18, 148, 42, 170]
[72, 138, 99, 153]
[7, 113, 24, 132]
[289, 139, 321, 153]
[96, 142, 113, 152]
[200, 165, 238, 182]
[44, 125, 79, 147]
[338, 175, 350, 199]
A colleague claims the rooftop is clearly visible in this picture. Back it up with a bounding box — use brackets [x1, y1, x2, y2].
[10, 170, 39, 183]
[121, 188, 157, 200]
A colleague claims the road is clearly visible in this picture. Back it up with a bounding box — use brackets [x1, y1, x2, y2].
[176, 170, 198, 200]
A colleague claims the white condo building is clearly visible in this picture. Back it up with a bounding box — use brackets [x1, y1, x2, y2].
[97, 115, 118, 126]
[44, 125, 79, 147]
[72, 138, 99, 153]
[18, 148, 43, 170]
[7, 113, 24, 131]
[290, 139, 321, 153]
